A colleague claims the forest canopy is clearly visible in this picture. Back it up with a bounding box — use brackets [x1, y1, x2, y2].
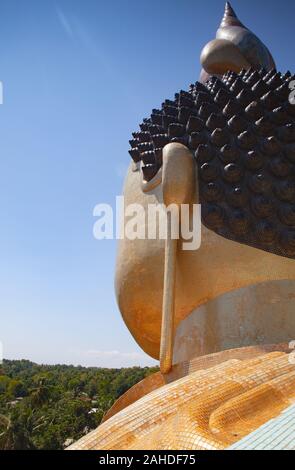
[0, 359, 158, 450]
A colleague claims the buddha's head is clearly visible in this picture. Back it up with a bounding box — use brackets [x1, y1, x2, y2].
[115, 2, 295, 361]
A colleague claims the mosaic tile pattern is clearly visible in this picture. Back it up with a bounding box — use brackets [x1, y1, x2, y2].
[228, 403, 295, 450]
[102, 344, 290, 424]
[68, 349, 295, 450]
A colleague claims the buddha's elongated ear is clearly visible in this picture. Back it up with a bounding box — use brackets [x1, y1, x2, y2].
[162, 143, 195, 207]
[160, 143, 196, 374]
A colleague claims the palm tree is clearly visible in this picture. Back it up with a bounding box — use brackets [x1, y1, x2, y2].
[29, 378, 51, 407]
[0, 414, 14, 450]
[0, 411, 36, 450]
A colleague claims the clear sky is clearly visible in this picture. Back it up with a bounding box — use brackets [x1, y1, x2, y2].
[0, 0, 294, 368]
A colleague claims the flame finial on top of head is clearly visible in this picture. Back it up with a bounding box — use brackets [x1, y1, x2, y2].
[199, 2, 276, 82]
[220, 2, 246, 29]
[217, 2, 275, 70]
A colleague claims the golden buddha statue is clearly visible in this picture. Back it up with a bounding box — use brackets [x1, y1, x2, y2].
[69, 2, 295, 450]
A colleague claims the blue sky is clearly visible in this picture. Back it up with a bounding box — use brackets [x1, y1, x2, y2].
[0, 0, 294, 368]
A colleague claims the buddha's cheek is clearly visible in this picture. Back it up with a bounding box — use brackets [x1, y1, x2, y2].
[115, 164, 166, 359]
[115, 237, 165, 359]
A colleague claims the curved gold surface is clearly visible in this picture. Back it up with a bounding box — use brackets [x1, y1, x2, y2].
[68, 347, 295, 450]
[173, 280, 295, 363]
[116, 162, 295, 359]
[101, 372, 165, 424]
[102, 344, 291, 424]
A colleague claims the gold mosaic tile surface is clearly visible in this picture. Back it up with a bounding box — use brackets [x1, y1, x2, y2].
[68, 348, 295, 450]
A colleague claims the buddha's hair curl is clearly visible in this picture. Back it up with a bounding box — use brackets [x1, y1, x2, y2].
[129, 68, 295, 259]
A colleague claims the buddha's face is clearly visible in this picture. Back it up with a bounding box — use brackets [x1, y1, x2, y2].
[116, 156, 295, 360]
[115, 3, 295, 360]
